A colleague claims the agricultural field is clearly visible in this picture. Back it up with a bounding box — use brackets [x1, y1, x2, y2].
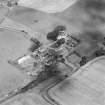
[0, 0, 105, 105]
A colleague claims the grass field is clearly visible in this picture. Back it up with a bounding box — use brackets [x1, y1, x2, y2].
[0, 28, 31, 97]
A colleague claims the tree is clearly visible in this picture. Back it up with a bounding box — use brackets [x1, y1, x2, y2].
[29, 38, 41, 52]
[79, 56, 89, 66]
[95, 48, 105, 57]
[47, 25, 66, 41]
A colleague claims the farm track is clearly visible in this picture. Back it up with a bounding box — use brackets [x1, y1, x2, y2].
[41, 75, 67, 105]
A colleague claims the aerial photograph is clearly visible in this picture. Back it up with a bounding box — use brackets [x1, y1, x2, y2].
[0, 0, 105, 105]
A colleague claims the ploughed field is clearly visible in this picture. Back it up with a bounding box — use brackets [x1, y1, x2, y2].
[50, 57, 105, 105]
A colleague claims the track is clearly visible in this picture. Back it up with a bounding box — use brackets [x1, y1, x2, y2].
[0, 72, 50, 104]
[41, 75, 67, 105]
